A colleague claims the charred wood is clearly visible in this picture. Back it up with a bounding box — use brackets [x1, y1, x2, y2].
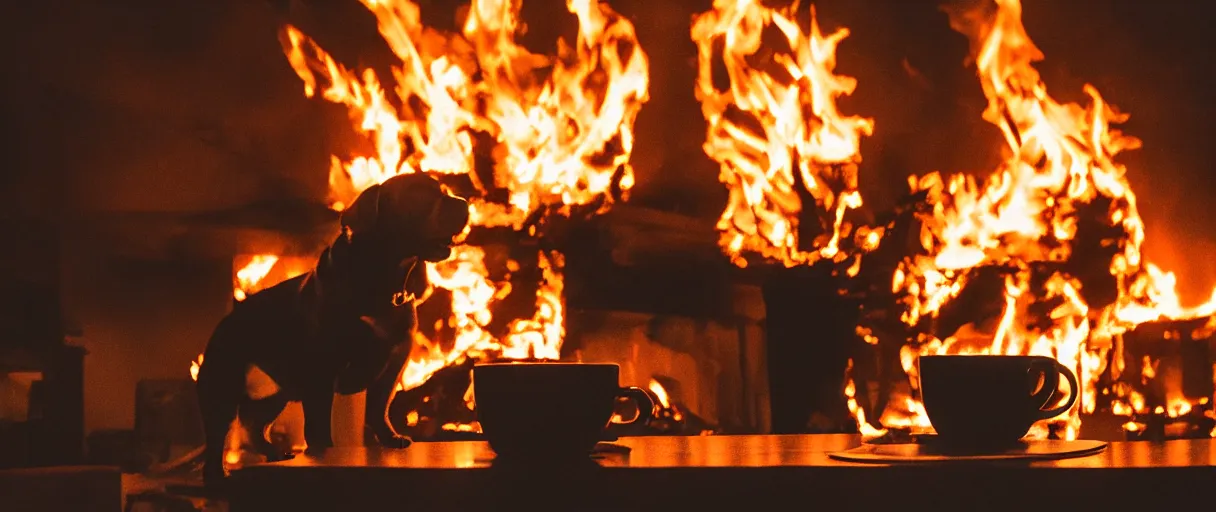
[763, 262, 858, 434]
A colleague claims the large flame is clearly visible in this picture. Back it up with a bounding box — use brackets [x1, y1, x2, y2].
[279, 0, 647, 394]
[398, 248, 565, 391]
[692, 0, 876, 268]
[281, 0, 646, 226]
[871, 0, 1216, 438]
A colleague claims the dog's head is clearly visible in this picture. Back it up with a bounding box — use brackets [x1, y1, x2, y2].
[338, 173, 470, 314]
[341, 173, 470, 262]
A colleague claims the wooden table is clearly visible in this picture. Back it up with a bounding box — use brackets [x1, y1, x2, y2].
[228, 434, 1216, 511]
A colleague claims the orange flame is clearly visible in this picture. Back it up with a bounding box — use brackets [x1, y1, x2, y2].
[398, 249, 565, 391]
[280, 0, 645, 394]
[648, 378, 670, 409]
[281, 0, 647, 225]
[692, 0, 875, 268]
[844, 359, 886, 440]
[647, 378, 684, 423]
[233, 255, 280, 301]
[867, 0, 1216, 438]
[189, 353, 204, 382]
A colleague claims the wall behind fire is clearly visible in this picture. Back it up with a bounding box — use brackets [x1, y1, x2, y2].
[59, 237, 231, 433]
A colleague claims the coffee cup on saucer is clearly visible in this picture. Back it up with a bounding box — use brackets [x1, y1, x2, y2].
[473, 362, 654, 461]
[918, 355, 1078, 449]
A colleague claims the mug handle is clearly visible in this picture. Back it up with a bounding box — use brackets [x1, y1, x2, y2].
[1030, 358, 1079, 420]
[608, 386, 656, 432]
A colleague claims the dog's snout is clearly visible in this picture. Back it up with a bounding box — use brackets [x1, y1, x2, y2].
[438, 195, 470, 234]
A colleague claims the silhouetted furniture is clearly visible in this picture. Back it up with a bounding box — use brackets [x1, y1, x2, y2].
[228, 435, 1216, 510]
[135, 379, 205, 462]
[763, 265, 857, 432]
[0, 219, 84, 468]
[0, 345, 86, 468]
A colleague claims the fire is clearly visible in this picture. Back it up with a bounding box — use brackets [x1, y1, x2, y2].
[233, 255, 279, 301]
[189, 353, 204, 382]
[280, 0, 646, 226]
[648, 379, 670, 409]
[844, 359, 885, 440]
[500, 251, 565, 360]
[224, 419, 244, 466]
[398, 248, 565, 391]
[647, 378, 683, 423]
[280, 0, 646, 396]
[864, 0, 1216, 438]
[691, 0, 876, 268]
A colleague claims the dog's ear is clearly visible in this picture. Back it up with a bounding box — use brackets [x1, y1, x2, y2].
[340, 184, 383, 237]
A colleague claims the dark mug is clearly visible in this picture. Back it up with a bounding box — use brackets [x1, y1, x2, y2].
[473, 362, 654, 460]
[918, 355, 1078, 447]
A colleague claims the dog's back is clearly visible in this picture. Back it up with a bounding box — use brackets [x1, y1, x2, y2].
[202, 274, 317, 387]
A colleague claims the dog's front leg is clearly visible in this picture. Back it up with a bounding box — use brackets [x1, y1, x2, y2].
[366, 345, 412, 449]
[302, 386, 335, 454]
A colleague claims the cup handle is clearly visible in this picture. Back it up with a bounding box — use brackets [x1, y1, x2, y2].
[608, 386, 655, 430]
[1027, 359, 1059, 409]
[1032, 359, 1079, 420]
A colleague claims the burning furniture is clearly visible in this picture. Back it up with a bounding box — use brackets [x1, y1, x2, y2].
[845, 0, 1216, 441]
[1111, 318, 1215, 440]
[688, 0, 1216, 441]
[690, 0, 884, 434]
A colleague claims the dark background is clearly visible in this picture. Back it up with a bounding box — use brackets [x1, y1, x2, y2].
[1, 0, 1212, 433]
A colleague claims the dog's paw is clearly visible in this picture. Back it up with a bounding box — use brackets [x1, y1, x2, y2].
[378, 433, 413, 449]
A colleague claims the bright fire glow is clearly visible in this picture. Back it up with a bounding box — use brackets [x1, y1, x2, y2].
[279, 0, 647, 394]
[189, 353, 204, 382]
[869, 0, 1216, 437]
[649, 378, 670, 409]
[647, 378, 683, 423]
[233, 255, 279, 301]
[398, 249, 566, 391]
[231, 254, 313, 302]
[692, 0, 877, 268]
[281, 0, 646, 226]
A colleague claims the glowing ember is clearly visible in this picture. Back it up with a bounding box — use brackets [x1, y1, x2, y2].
[692, 0, 875, 268]
[863, 0, 1216, 438]
[279, 0, 646, 397]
